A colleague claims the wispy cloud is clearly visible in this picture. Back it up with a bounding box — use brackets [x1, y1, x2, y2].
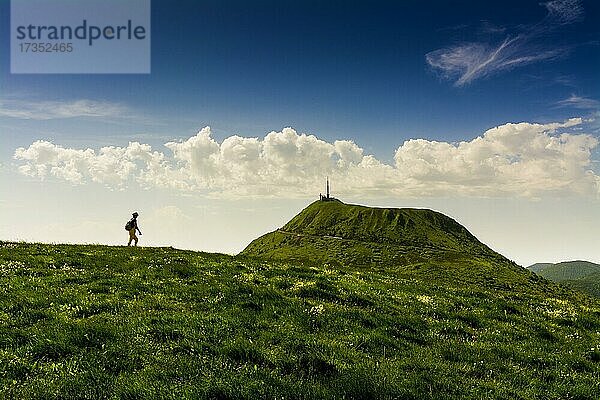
[12, 118, 600, 199]
[553, 75, 577, 87]
[478, 21, 506, 35]
[0, 98, 128, 120]
[426, 0, 583, 86]
[542, 0, 584, 25]
[556, 94, 600, 110]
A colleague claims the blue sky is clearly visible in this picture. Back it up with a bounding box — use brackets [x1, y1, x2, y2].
[0, 0, 599, 265]
[1, 0, 598, 152]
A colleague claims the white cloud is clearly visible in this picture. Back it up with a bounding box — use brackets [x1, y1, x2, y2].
[0, 98, 127, 120]
[12, 119, 600, 198]
[426, 38, 563, 87]
[393, 118, 598, 196]
[14, 140, 178, 189]
[556, 95, 600, 110]
[426, 0, 582, 86]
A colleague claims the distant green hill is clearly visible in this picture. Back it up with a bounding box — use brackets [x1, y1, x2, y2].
[528, 263, 554, 274]
[281, 200, 481, 250]
[242, 200, 505, 268]
[565, 272, 600, 297]
[528, 261, 600, 297]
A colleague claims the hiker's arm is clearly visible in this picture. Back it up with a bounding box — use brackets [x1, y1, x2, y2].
[136, 226, 142, 235]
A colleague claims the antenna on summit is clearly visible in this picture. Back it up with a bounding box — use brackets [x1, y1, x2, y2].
[319, 176, 335, 201]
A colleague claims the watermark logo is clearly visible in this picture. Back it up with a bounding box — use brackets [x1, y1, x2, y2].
[11, 0, 151, 74]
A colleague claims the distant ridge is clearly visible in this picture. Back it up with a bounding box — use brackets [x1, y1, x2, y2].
[528, 260, 600, 297]
[528, 261, 600, 281]
[528, 263, 554, 274]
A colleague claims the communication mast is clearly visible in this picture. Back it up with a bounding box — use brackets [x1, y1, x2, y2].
[319, 177, 335, 201]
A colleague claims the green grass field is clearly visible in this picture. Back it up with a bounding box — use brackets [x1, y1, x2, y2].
[1, 241, 600, 399]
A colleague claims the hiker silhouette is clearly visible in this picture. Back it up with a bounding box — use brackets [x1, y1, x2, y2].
[126, 212, 142, 246]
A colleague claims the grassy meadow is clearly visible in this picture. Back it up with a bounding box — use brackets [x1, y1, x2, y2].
[1, 241, 599, 399]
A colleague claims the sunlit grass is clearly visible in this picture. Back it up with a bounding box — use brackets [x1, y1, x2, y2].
[1, 241, 599, 399]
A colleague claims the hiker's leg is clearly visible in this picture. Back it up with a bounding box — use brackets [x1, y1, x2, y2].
[134, 235, 138, 246]
[128, 229, 136, 246]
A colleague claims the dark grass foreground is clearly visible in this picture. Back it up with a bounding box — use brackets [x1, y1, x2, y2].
[1, 241, 599, 399]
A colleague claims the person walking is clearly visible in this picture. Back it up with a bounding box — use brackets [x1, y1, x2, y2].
[126, 212, 142, 246]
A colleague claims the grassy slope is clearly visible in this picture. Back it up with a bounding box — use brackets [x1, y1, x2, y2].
[564, 272, 600, 297]
[242, 200, 503, 267]
[1, 241, 600, 399]
[528, 261, 600, 297]
[281, 200, 482, 250]
[528, 263, 554, 274]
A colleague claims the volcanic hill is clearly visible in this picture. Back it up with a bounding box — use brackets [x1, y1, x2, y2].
[243, 199, 510, 271]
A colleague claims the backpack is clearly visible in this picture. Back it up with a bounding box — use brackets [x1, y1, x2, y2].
[125, 219, 135, 231]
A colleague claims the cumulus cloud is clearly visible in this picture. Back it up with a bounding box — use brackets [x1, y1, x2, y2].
[13, 140, 180, 189]
[426, 0, 583, 86]
[394, 118, 598, 196]
[12, 120, 600, 198]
